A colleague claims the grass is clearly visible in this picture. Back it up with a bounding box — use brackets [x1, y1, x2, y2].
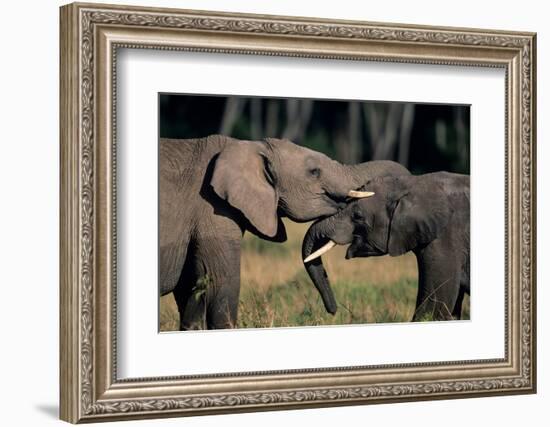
[159, 220, 470, 331]
[237, 273, 419, 328]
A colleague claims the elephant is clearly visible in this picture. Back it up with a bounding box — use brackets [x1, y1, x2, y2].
[302, 171, 470, 321]
[160, 134, 410, 330]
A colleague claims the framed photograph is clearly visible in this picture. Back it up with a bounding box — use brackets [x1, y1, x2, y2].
[59, 2, 536, 423]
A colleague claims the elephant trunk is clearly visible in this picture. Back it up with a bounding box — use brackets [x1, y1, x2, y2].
[302, 216, 339, 315]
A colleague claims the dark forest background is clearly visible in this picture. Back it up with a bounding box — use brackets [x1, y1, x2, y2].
[159, 94, 469, 174]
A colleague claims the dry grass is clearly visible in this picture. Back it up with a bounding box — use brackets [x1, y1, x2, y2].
[160, 219, 469, 331]
[241, 221, 419, 290]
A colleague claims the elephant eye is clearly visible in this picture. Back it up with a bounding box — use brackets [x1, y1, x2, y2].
[352, 210, 365, 222]
[309, 167, 321, 178]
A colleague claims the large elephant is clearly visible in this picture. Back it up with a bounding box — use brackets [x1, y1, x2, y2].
[302, 172, 470, 321]
[160, 134, 409, 330]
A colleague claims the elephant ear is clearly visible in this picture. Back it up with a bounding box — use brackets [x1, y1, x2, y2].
[387, 183, 452, 256]
[211, 139, 283, 239]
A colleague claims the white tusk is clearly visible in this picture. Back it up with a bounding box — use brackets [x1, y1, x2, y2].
[348, 190, 375, 199]
[304, 240, 337, 263]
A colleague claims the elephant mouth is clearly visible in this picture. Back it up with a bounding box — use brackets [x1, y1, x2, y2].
[320, 188, 376, 213]
[345, 237, 385, 259]
[321, 193, 348, 210]
[325, 192, 371, 213]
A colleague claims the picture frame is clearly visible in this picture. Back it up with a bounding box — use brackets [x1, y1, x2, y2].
[59, 2, 536, 423]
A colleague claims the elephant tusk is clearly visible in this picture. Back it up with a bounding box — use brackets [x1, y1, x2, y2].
[348, 190, 375, 198]
[304, 240, 337, 263]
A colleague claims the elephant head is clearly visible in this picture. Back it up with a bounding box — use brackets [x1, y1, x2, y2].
[210, 137, 379, 240]
[301, 174, 454, 314]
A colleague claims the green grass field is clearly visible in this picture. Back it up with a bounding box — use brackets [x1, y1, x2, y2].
[159, 220, 469, 331]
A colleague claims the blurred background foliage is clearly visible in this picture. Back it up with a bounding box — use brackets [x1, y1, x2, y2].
[160, 94, 469, 174]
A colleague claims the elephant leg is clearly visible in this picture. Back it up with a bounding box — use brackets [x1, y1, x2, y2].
[173, 244, 207, 331]
[201, 237, 241, 329]
[413, 252, 461, 322]
[412, 280, 460, 322]
[174, 231, 242, 330]
[452, 286, 466, 320]
[175, 289, 206, 331]
[206, 268, 240, 329]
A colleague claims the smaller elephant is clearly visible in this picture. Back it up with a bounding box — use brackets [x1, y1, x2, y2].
[302, 172, 470, 321]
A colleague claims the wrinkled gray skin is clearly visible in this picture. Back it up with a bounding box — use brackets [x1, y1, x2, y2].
[160, 134, 409, 330]
[302, 172, 470, 321]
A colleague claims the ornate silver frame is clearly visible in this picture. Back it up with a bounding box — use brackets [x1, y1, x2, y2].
[59, 2, 536, 423]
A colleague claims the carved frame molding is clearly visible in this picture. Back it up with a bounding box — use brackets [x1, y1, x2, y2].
[60, 2, 536, 423]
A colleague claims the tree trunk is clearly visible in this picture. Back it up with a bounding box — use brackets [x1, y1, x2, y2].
[373, 103, 403, 160]
[398, 104, 415, 167]
[347, 101, 362, 163]
[250, 98, 263, 140]
[283, 99, 313, 142]
[219, 97, 244, 135]
[265, 99, 279, 137]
